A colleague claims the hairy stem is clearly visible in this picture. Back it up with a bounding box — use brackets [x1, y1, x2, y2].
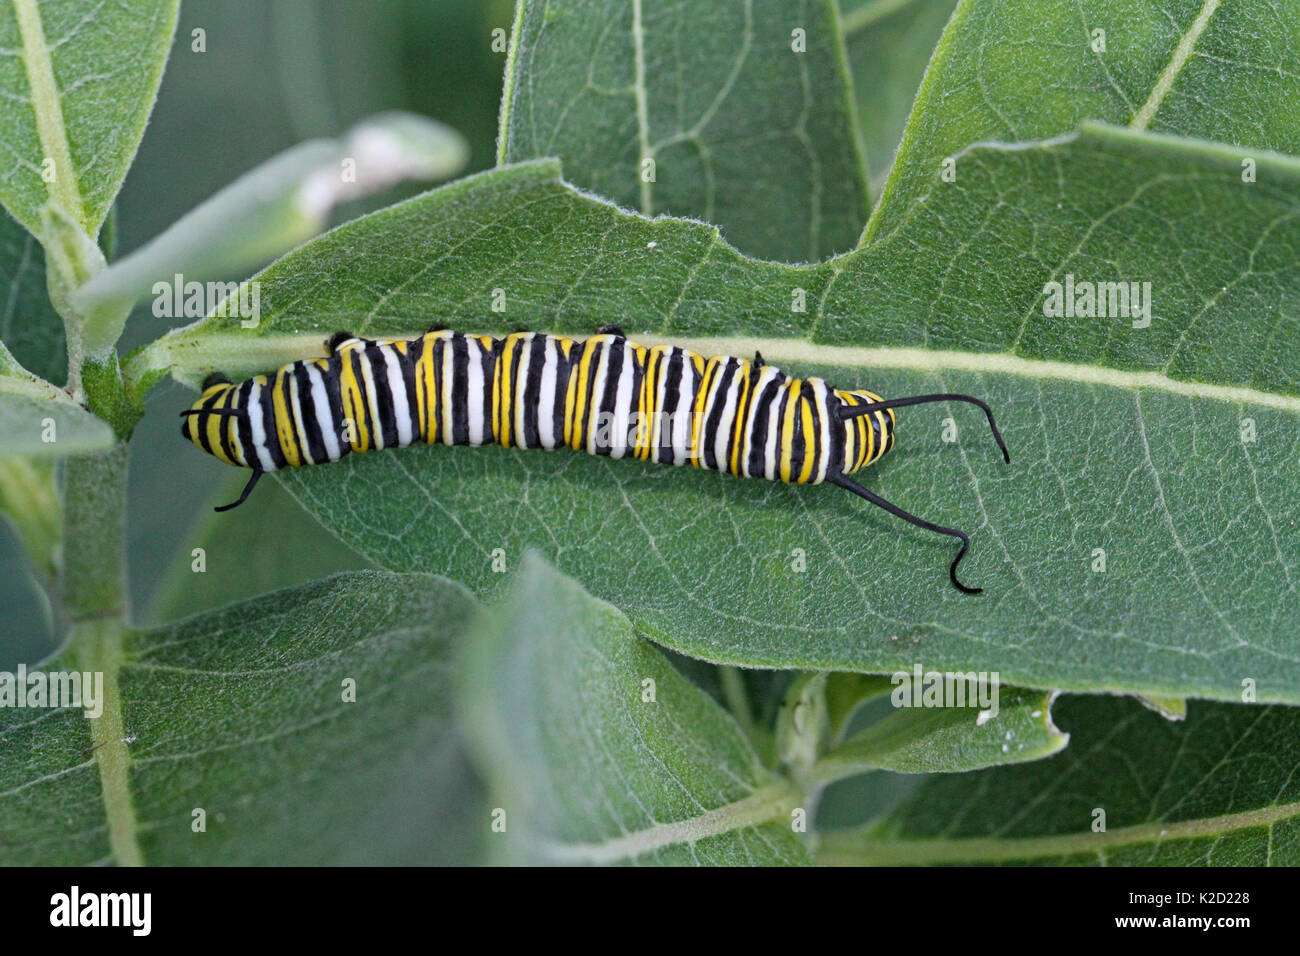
[62, 445, 142, 866]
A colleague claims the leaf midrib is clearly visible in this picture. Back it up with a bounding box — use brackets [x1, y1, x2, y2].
[531, 780, 800, 864]
[10, 0, 86, 228]
[1128, 0, 1221, 132]
[819, 797, 1300, 864]
[134, 331, 1300, 414]
[76, 619, 142, 866]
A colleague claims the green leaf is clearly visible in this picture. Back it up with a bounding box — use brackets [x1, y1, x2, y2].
[869, 0, 1300, 240]
[840, 0, 958, 196]
[0, 572, 484, 865]
[1136, 693, 1188, 721]
[0, 0, 178, 237]
[813, 686, 1067, 779]
[144, 135, 1300, 702]
[819, 696, 1300, 865]
[0, 362, 112, 459]
[147, 474, 370, 623]
[499, 0, 869, 261]
[74, 112, 470, 314]
[457, 553, 810, 865]
[0, 208, 64, 384]
[0, 456, 59, 580]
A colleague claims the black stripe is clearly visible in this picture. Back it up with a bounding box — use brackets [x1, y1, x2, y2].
[260, 380, 287, 469]
[195, 391, 218, 456]
[451, 334, 470, 446]
[746, 372, 783, 478]
[480, 337, 499, 445]
[789, 381, 808, 476]
[398, 343, 420, 447]
[579, 342, 603, 449]
[626, 344, 644, 457]
[825, 389, 845, 478]
[520, 334, 546, 449]
[551, 337, 573, 447]
[366, 346, 398, 449]
[322, 357, 349, 460]
[594, 337, 625, 456]
[236, 380, 255, 467]
[293, 363, 328, 465]
[214, 388, 240, 464]
[427, 335, 445, 444]
[702, 360, 737, 471]
[657, 350, 683, 464]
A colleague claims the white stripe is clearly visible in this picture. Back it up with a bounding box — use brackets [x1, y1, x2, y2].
[248, 381, 277, 472]
[306, 364, 342, 462]
[650, 348, 667, 455]
[537, 337, 558, 449]
[610, 345, 635, 459]
[586, 345, 610, 456]
[357, 351, 385, 450]
[441, 337, 455, 445]
[382, 346, 413, 446]
[814, 379, 832, 484]
[712, 362, 741, 471]
[466, 339, 487, 445]
[673, 357, 696, 465]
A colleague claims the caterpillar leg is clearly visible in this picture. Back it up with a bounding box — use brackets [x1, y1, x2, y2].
[829, 473, 982, 594]
[215, 469, 264, 512]
[839, 393, 1010, 464]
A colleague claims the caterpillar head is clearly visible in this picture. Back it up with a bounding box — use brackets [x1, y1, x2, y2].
[837, 388, 896, 476]
[180, 373, 251, 467]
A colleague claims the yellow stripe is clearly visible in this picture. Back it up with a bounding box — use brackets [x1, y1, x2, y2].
[204, 387, 234, 465]
[497, 336, 513, 448]
[570, 340, 597, 450]
[271, 370, 301, 467]
[691, 358, 719, 468]
[841, 393, 857, 470]
[415, 336, 432, 442]
[780, 380, 798, 483]
[227, 387, 245, 466]
[639, 347, 659, 460]
[729, 361, 753, 477]
[339, 349, 369, 452]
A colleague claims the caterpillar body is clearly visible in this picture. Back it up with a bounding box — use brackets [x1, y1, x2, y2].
[182, 327, 1009, 592]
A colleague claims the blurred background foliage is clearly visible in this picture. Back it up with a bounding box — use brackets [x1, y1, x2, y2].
[0, 0, 958, 836]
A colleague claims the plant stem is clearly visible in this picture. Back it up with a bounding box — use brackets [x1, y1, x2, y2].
[62, 444, 143, 866]
[62, 445, 127, 620]
[718, 666, 753, 733]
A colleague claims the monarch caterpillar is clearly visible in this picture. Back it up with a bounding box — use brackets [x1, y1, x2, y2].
[181, 327, 1009, 592]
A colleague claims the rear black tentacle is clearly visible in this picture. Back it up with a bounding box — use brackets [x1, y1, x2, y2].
[829, 472, 982, 594]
